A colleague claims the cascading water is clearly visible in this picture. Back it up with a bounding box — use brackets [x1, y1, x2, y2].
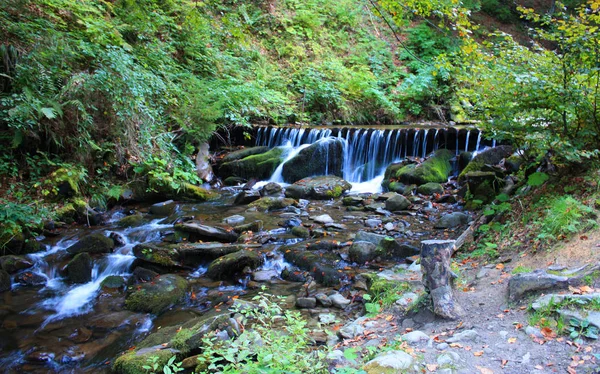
[255, 126, 493, 192]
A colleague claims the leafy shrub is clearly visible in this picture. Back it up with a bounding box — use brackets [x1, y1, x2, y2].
[537, 196, 597, 240]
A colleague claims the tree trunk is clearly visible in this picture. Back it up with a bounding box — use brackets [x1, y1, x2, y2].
[421, 239, 464, 320]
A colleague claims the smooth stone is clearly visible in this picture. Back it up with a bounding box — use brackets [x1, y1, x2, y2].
[296, 297, 317, 309]
[318, 313, 336, 324]
[436, 342, 449, 350]
[446, 329, 478, 343]
[434, 212, 469, 229]
[313, 214, 334, 224]
[525, 326, 544, 338]
[401, 330, 429, 343]
[364, 219, 382, 228]
[252, 270, 278, 282]
[363, 350, 413, 372]
[223, 215, 245, 225]
[328, 293, 351, 309]
[149, 200, 176, 216]
[339, 317, 367, 339]
[315, 293, 333, 307]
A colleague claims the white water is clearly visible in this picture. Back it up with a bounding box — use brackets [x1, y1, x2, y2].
[30, 218, 171, 324]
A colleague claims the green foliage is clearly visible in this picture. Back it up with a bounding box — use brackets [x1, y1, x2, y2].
[143, 355, 183, 374]
[511, 265, 533, 274]
[527, 172, 550, 187]
[197, 292, 328, 374]
[0, 198, 49, 247]
[537, 196, 597, 241]
[568, 318, 599, 342]
[363, 276, 411, 315]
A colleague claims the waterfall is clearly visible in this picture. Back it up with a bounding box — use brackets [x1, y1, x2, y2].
[254, 126, 492, 186]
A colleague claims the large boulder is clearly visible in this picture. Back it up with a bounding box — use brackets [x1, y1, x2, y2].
[384, 193, 411, 211]
[175, 221, 239, 243]
[66, 233, 114, 255]
[64, 253, 92, 284]
[281, 138, 344, 183]
[133, 243, 180, 268]
[176, 243, 257, 266]
[434, 212, 469, 229]
[205, 250, 263, 280]
[394, 149, 454, 186]
[219, 147, 284, 180]
[381, 160, 412, 191]
[283, 248, 347, 286]
[234, 189, 261, 205]
[459, 145, 513, 180]
[125, 274, 187, 315]
[221, 146, 270, 163]
[285, 176, 351, 200]
[0, 255, 33, 274]
[349, 241, 379, 264]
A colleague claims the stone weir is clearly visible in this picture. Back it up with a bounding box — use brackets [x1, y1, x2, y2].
[248, 125, 494, 184]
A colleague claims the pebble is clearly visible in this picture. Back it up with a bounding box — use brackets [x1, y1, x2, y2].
[522, 352, 531, 364]
[313, 214, 334, 224]
[436, 343, 449, 350]
[498, 330, 509, 339]
[447, 329, 478, 343]
[401, 330, 429, 343]
[222, 215, 245, 225]
[328, 293, 351, 309]
[525, 325, 544, 339]
[365, 219, 382, 228]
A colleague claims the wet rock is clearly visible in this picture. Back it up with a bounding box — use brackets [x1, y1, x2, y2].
[436, 194, 457, 204]
[434, 212, 469, 229]
[149, 200, 177, 216]
[175, 221, 239, 243]
[220, 147, 284, 180]
[233, 220, 264, 234]
[364, 218, 382, 228]
[417, 182, 444, 196]
[222, 215, 245, 225]
[283, 217, 302, 227]
[0, 255, 33, 274]
[283, 249, 346, 286]
[281, 267, 307, 282]
[281, 138, 344, 183]
[100, 275, 126, 291]
[252, 270, 278, 282]
[296, 297, 317, 309]
[177, 243, 253, 265]
[0, 269, 10, 292]
[291, 226, 310, 238]
[65, 253, 92, 284]
[125, 274, 187, 314]
[328, 293, 351, 309]
[113, 348, 178, 374]
[508, 270, 569, 301]
[363, 350, 413, 373]
[26, 351, 55, 363]
[14, 271, 46, 287]
[364, 202, 385, 211]
[355, 231, 386, 245]
[248, 197, 297, 212]
[223, 176, 247, 186]
[109, 232, 127, 248]
[222, 146, 270, 163]
[234, 189, 261, 205]
[395, 149, 454, 186]
[66, 233, 114, 255]
[132, 267, 159, 283]
[459, 145, 513, 180]
[349, 241, 378, 264]
[343, 196, 364, 206]
[133, 243, 180, 268]
[315, 293, 333, 307]
[285, 176, 351, 200]
[313, 214, 333, 224]
[117, 213, 144, 228]
[384, 193, 411, 211]
[69, 327, 93, 343]
[206, 250, 263, 280]
[260, 182, 283, 197]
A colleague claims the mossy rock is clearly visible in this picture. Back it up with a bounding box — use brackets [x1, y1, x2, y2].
[248, 197, 297, 212]
[100, 275, 126, 290]
[176, 243, 248, 266]
[283, 248, 347, 286]
[125, 274, 188, 315]
[417, 182, 443, 196]
[65, 253, 92, 284]
[178, 182, 219, 201]
[281, 138, 344, 183]
[0, 255, 33, 274]
[133, 243, 180, 268]
[395, 149, 454, 186]
[219, 147, 284, 180]
[459, 145, 513, 181]
[381, 161, 411, 191]
[56, 199, 88, 224]
[0, 269, 11, 292]
[205, 250, 263, 280]
[117, 214, 144, 228]
[291, 226, 310, 238]
[349, 241, 379, 264]
[49, 167, 83, 197]
[223, 176, 247, 186]
[66, 233, 114, 255]
[221, 146, 270, 163]
[284, 176, 351, 200]
[464, 171, 499, 203]
[112, 348, 176, 374]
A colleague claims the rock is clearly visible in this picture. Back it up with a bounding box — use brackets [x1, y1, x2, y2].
[149, 200, 177, 216]
[447, 329, 478, 343]
[339, 317, 367, 339]
[436, 342, 449, 350]
[252, 270, 278, 282]
[464, 171, 499, 203]
[283, 249, 346, 286]
[437, 352, 459, 366]
[525, 326, 544, 339]
[260, 182, 283, 197]
[296, 297, 317, 309]
[402, 330, 429, 343]
[64, 253, 92, 283]
[343, 196, 364, 206]
[234, 189, 261, 205]
[100, 275, 126, 290]
[66, 233, 114, 255]
[125, 274, 187, 314]
[223, 176, 247, 186]
[315, 293, 332, 307]
[385, 193, 411, 211]
[175, 221, 239, 243]
[381, 160, 412, 191]
[355, 231, 386, 245]
[113, 348, 179, 374]
[363, 350, 413, 373]
[117, 213, 144, 228]
[222, 215, 245, 225]
[434, 212, 469, 229]
[349, 241, 378, 264]
[459, 145, 513, 180]
[248, 197, 297, 211]
[221, 146, 270, 163]
[133, 243, 180, 268]
[319, 313, 336, 324]
[285, 176, 351, 200]
[205, 250, 263, 280]
[110, 232, 127, 248]
[395, 292, 420, 310]
[132, 267, 159, 283]
[220, 147, 284, 180]
[14, 271, 46, 287]
[281, 267, 307, 283]
[417, 182, 444, 195]
[281, 138, 344, 183]
[196, 143, 214, 182]
[291, 226, 310, 238]
[328, 293, 351, 309]
[0, 269, 11, 292]
[313, 214, 334, 224]
[395, 149, 454, 186]
[364, 219, 382, 228]
[508, 270, 569, 301]
[0, 255, 33, 274]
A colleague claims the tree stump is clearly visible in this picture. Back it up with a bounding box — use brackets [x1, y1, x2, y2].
[420, 239, 464, 320]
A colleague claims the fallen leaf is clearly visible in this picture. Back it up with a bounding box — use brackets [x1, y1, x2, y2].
[500, 359, 508, 368]
[426, 364, 438, 372]
[496, 313, 505, 319]
[476, 366, 494, 374]
[508, 337, 517, 344]
[449, 343, 463, 348]
[496, 263, 505, 270]
[541, 327, 556, 339]
[534, 365, 543, 370]
[579, 285, 593, 294]
[474, 351, 484, 356]
[514, 323, 523, 330]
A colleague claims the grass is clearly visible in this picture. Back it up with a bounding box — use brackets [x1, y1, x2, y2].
[511, 265, 533, 274]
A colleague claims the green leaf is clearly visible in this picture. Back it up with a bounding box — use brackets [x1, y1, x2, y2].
[40, 107, 57, 119]
[527, 172, 549, 187]
[343, 347, 358, 361]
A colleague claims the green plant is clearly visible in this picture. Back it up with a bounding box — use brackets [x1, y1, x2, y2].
[536, 195, 597, 241]
[143, 355, 183, 374]
[470, 242, 499, 259]
[511, 265, 533, 274]
[567, 318, 599, 343]
[197, 292, 329, 373]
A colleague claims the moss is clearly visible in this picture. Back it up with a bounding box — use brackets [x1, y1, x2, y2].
[395, 149, 453, 185]
[117, 214, 144, 228]
[112, 349, 174, 374]
[291, 226, 310, 238]
[458, 145, 513, 180]
[248, 197, 296, 211]
[50, 167, 85, 196]
[171, 328, 194, 353]
[66, 233, 114, 255]
[221, 146, 270, 163]
[179, 182, 219, 201]
[220, 147, 284, 180]
[125, 274, 187, 314]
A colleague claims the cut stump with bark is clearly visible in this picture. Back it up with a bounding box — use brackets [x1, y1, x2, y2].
[421, 239, 464, 320]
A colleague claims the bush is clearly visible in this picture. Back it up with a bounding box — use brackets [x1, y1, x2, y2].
[537, 196, 597, 241]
